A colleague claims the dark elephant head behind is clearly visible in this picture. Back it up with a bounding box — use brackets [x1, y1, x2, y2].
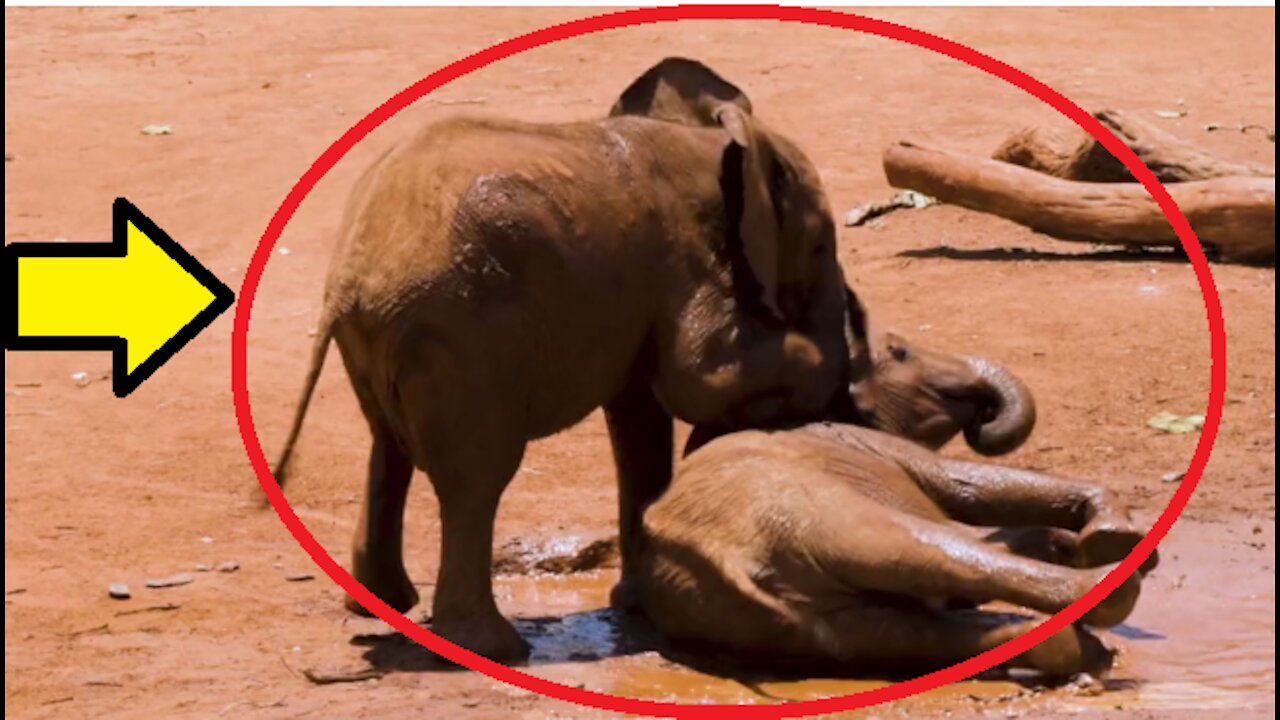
[610, 57, 753, 126]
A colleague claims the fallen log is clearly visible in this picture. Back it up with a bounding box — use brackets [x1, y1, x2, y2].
[884, 141, 1275, 263]
[992, 109, 1275, 183]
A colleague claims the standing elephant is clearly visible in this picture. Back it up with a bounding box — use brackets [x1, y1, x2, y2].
[641, 332, 1154, 677]
[271, 64, 853, 661]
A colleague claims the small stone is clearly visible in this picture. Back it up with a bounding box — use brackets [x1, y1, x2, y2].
[108, 583, 131, 599]
[277, 247, 292, 257]
[140, 124, 174, 136]
[145, 574, 194, 589]
[1161, 471, 1186, 483]
[200, 536, 214, 544]
[1147, 411, 1204, 434]
[194, 563, 213, 572]
[71, 371, 91, 387]
[302, 665, 384, 685]
[284, 572, 314, 582]
[1067, 672, 1105, 696]
[216, 561, 240, 573]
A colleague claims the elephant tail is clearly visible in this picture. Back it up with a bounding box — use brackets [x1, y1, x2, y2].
[270, 314, 335, 491]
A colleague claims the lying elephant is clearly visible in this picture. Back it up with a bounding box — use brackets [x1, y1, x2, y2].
[641, 333, 1152, 677]
[272, 60, 855, 660]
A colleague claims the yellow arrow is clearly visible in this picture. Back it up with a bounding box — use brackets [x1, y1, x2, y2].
[7, 198, 234, 397]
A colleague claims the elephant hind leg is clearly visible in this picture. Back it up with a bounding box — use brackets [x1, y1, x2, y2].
[346, 427, 419, 615]
[812, 600, 1114, 677]
[337, 344, 418, 616]
[395, 354, 531, 663]
[811, 513, 1141, 628]
[937, 525, 1081, 612]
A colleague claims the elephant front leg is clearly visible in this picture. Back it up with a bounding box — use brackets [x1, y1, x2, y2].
[900, 453, 1157, 574]
[605, 378, 674, 612]
[347, 430, 419, 615]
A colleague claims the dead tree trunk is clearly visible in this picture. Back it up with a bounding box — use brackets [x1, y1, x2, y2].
[884, 141, 1275, 263]
[992, 110, 1275, 183]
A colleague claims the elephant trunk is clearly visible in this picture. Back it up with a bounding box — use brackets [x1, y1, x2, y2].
[962, 357, 1036, 456]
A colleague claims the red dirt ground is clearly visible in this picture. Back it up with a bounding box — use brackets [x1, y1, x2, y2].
[5, 8, 1274, 719]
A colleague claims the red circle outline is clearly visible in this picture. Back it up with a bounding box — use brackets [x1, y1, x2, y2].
[232, 6, 1225, 718]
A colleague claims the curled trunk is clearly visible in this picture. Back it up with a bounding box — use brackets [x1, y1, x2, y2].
[963, 357, 1037, 456]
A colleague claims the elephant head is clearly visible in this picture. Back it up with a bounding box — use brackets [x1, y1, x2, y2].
[613, 58, 838, 326]
[613, 60, 1035, 457]
[850, 331, 1037, 455]
[609, 60, 852, 432]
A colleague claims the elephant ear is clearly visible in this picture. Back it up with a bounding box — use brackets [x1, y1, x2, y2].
[841, 285, 878, 422]
[715, 103, 784, 320]
[610, 57, 753, 126]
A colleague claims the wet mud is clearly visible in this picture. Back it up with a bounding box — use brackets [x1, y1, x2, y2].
[472, 519, 1275, 714]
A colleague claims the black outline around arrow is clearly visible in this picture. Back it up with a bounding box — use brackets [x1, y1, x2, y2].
[6, 198, 235, 397]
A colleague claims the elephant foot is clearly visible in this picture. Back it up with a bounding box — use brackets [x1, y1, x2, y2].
[431, 613, 531, 663]
[1079, 565, 1141, 628]
[609, 576, 645, 615]
[1018, 622, 1115, 677]
[346, 557, 419, 616]
[1079, 520, 1159, 575]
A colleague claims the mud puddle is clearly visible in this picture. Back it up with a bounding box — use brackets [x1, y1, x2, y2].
[491, 519, 1274, 714]
[1086, 517, 1275, 713]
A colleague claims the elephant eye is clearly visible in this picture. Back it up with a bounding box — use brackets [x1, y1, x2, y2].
[889, 344, 910, 362]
